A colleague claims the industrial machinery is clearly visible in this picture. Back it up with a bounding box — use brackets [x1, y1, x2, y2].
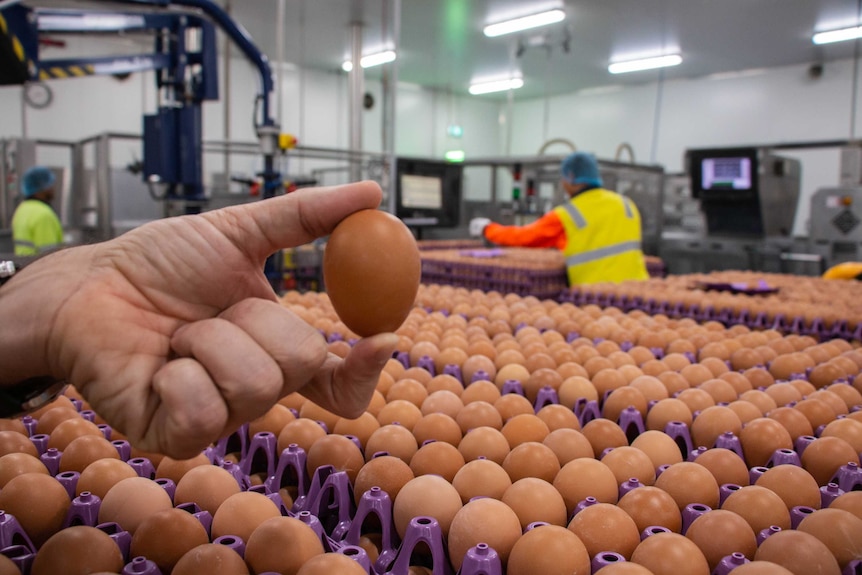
[659, 147, 802, 274]
[807, 187, 862, 265]
[0, 0, 285, 285]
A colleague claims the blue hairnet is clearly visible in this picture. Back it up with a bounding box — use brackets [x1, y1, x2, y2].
[21, 166, 56, 198]
[561, 152, 602, 188]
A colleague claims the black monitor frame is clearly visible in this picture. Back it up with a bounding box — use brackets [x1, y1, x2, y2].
[687, 147, 760, 202]
[395, 157, 462, 228]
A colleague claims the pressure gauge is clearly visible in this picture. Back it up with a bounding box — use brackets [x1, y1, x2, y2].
[24, 82, 53, 109]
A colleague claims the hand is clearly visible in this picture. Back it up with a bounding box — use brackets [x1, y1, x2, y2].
[469, 217, 491, 238]
[0, 181, 399, 458]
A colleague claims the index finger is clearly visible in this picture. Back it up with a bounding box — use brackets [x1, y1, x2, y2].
[203, 180, 382, 260]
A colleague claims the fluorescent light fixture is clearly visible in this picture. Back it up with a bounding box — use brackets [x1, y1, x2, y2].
[608, 54, 682, 74]
[445, 150, 465, 162]
[342, 50, 397, 72]
[813, 26, 862, 45]
[483, 9, 565, 38]
[469, 77, 524, 95]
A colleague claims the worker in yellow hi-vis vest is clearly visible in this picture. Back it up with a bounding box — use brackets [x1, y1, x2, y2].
[469, 152, 649, 285]
[12, 166, 63, 256]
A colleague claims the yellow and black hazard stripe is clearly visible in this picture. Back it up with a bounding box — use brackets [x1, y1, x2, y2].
[38, 64, 95, 80]
[0, 11, 32, 85]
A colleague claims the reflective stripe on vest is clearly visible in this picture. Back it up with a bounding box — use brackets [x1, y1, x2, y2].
[565, 240, 643, 267]
[14, 239, 36, 249]
[560, 201, 587, 229]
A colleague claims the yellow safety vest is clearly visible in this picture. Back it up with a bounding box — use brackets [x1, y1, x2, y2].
[553, 188, 649, 285]
[11, 199, 63, 256]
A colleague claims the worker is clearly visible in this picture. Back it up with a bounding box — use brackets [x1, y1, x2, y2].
[471, 151, 648, 285]
[11, 166, 64, 256]
[0, 181, 398, 459]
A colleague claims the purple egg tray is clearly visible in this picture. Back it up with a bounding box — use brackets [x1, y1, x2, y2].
[692, 279, 779, 296]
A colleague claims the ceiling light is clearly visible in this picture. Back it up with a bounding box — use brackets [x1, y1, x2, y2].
[813, 26, 862, 45]
[483, 9, 565, 38]
[608, 54, 682, 74]
[469, 77, 524, 95]
[342, 50, 397, 72]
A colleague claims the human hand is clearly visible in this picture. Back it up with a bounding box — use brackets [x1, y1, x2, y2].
[0, 181, 399, 458]
[469, 217, 491, 237]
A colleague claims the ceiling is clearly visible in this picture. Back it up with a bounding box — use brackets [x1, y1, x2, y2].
[26, 0, 862, 100]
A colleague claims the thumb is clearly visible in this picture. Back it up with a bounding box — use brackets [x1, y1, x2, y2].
[203, 181, 383, 260]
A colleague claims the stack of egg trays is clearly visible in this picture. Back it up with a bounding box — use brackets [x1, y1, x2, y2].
[421, 257, 568, 301]
[558, 288, 862, 343]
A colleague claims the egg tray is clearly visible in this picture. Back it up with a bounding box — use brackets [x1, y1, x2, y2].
[416, 239, 486, 251]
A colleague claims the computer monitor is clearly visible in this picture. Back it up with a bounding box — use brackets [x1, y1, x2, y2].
[688, 147, 759, 200]
[395, 158, 462, 228]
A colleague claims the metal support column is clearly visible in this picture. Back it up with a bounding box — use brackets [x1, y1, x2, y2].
[95, 133, 113, 241]
[381, 0, 399, 214]
[348, 18, 364, 183]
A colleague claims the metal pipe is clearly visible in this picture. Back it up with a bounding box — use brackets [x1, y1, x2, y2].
[95, 133, 113, 241]
[275, 0, 285, 127]
[382, 0, 400, 214]
[223, 0, 232, 186]
[348, 18, 364, 182]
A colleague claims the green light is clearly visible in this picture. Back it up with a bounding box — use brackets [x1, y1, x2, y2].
[445, 150, 465, 162]
[447, 124, 463, 138]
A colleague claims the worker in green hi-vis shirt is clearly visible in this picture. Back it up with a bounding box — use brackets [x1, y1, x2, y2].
[12, 166, 63, 256]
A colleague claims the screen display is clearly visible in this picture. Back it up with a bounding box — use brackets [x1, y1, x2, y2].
[701, 157, 752, 190]
[400, 174, 442, 209]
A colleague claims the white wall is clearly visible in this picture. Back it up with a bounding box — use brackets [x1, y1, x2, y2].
[508, 59, 862, 236]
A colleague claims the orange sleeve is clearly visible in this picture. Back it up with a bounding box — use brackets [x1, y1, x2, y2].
[483, 211, 567, 249]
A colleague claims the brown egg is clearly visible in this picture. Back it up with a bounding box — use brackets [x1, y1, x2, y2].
[249, 404, 296, 438]
[754, 530, 840, 575]
[412, 413, 462, 447]
[30, 526, 124, 575]
[394, 475, 462, 537]
[768, 406, 814, 439]
[460, 381, 502, 405]
[377, 399, 423, 430]
[211, 491, 281, 543]
[591, 368, 628, 398]
[581, 418, 628, 458]
[502, 478, 568, 529]
[553, 458, 619, 514]
[458, 426, 510, 464]
[603, 387, 648, 422]
[155, 453, 211, 486]
[452, 458, 512, 503]
[738, 389, 778, 415]
[0, 555, 19, 575]
[507, 524, 591, 575]
[0, 452, 48, 488]
[354, 455, 415, 504]
[676, 389, 716, 415]
[494, 394, 535, 422]
[410, 441, 464, 482]
[685, 509, 756, 570]
[0, 430, 38, 459]
[690, 406, 742, 449]
[462, 355, 498, 384]
[536, 404, 581, 432]
[641, 359, 671, 377]
[448, 498, 522, 570]
[59, 435, 120, 473]
[558, 376, 599, 408]
[728, 562, 795, 575]
[693, 447, 750, 487]
[332, 412, 381, 449]
[174, 465, 242, 517]
[542, 428, 594, 465]
[494, 363, 531, 389]
[618, 485, 682, 533]
[802, 436, 860, 486]
[173, 543, 249, 575]
[680, 364, 715, 388]
[403, 366, 434, 385]
[502, 442, 561, 483]
[388, 378, 430, 407]
[657, 371, 691, 395]
[826, 383, 862, 410]
[568, 502, 640, 559]
[830, 491, 862, 520]
[739, 418, 793, 468]
[654, 462, 719, 511]
[76, 458, 138, 499]
[366, 424, 418, 463]
[631, 430, 684, 469]
[697, 379, 737, 404]
[602, 446, 657, 487]
[764, 382, 803, 407]
[794, 399, 839, 431]
[820, 418, 862, 453]
[456, 401, 503, 433]
[0, 418, 27, 437]
[594, 563, 657, 575]
[501, 414, 551, 448]
[420, 390, 464, 418]
[323, 209, 419, 336]
[790, 378, 817, 396]
[245, 516, 325, 575]
[99, 476, 173, 535]
[278, 418, 327, 454]
[295, 553, 367, 575]
[130, 508, 210, 574]
[299, 401, 342, 432]
[35, 406, 82, 436]
[731, 348, 763, 371]
[0, 473, 70, 547]
[368, 391, 388, 418]
[306, 434, 364, 482]
[721, 485, 791, 533]
[646, 398, 693, 432]
[631, 532, 709, 575]
[754, 465, 821, 510]
[797, 508, 862, 568]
